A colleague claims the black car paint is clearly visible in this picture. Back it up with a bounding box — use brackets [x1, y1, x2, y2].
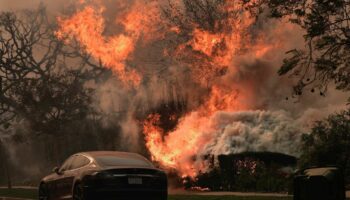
[39, 152, 168, 200]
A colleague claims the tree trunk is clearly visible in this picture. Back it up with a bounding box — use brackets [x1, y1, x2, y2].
[0, 140, 11, 189]
[4, 160, 12, 189]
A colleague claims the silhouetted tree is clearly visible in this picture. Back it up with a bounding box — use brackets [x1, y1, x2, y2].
[299, 108, 350, 184]
[0, 5, 105, 135]
[0, 5, 114, 184]
[245, 0, 350, 99]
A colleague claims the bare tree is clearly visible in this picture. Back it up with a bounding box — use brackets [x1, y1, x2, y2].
[0, 5, 106, 134]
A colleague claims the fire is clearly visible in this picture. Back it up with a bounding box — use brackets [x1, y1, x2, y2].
[116, 1, 160, 42]
[142, 0, 271, 178]
[143, 85, 249, 177]
[190, 29, 224, 57]
[56, 0, 288, 180]
[56, 1, 160, 86]
[205, 86, 244, 114]
[143, 113, 210, 177]
[143, 114, 175, 167]
[170, 1, 257, 87]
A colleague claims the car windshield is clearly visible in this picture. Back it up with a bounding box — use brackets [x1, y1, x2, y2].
[95, 155, 153, 167]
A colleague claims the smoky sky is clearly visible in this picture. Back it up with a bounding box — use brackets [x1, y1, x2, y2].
[0, 0, 66, 12]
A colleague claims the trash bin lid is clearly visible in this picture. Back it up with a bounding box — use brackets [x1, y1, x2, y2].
[304, 167, 338, 181]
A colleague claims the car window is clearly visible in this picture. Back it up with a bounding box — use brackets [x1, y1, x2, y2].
[95, 155, 153, 167]
[60, 156, 75, 172]
[70, 155, 90, 170]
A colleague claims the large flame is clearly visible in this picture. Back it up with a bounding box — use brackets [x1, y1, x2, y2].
[142, 0, 262, 177]
[143, 86, 250, 177]
[56, 1, 160, 86]
[56, 0, 293, 179]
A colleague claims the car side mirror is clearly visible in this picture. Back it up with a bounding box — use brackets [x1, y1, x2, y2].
[53, 167, 63, 175]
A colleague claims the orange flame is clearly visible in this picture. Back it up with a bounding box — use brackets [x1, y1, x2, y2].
[142, 0, 277, 178]
[56, 1, 160, 86]
[143, 86, 250, 177]
[56, 0, 286, 179]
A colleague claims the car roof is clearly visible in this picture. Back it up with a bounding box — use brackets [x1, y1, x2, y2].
[71, 151, 156, 169]
[77, 151, 147, 160]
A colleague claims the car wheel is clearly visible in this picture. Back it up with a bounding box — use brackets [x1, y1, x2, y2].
[38, 183, 49, 200]
[73, 184, 85, 200]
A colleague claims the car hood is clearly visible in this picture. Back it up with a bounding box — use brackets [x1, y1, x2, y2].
[42, 173, 58, 182]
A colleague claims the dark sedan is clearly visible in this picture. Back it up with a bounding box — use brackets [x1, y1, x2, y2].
[39, 151, 168, 200]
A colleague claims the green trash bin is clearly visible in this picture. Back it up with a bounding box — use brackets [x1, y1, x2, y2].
[294, 167, 346, 200]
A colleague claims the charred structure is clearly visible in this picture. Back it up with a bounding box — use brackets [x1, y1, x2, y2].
[184, 152, 296, 192]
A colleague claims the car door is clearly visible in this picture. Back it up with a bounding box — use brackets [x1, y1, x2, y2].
[62, 155, 91, 199]
[60, 155, 79, 199]
[55, 155, 75, 199]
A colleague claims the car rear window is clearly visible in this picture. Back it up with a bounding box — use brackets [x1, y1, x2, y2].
[95, 155, 153, 167]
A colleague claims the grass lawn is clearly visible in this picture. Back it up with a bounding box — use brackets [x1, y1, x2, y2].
[0, 188, 38, 199]
[169, 196, 291, 200]
[0, 188, 292, 200]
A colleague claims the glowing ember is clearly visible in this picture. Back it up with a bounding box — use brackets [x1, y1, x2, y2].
[189, 186, 211, 192]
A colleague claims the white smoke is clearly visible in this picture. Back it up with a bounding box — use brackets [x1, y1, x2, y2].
[203, 110, 301, 157]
